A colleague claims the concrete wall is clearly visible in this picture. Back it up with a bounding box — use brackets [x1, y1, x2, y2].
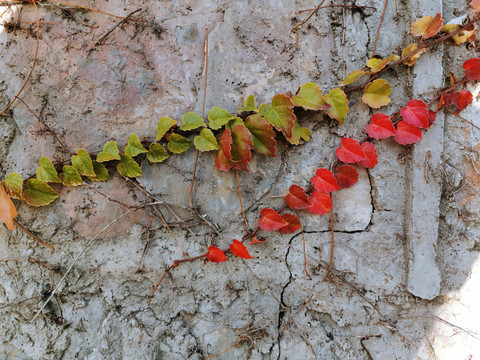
[0, 0, 479, 359]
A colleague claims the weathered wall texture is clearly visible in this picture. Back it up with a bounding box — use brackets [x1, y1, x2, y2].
[1, 0, 480, 359]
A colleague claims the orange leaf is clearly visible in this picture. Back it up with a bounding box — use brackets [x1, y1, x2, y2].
[0, 184, 17, 230]
[230, 239, 253, 259]
[206, 245, 227, 263]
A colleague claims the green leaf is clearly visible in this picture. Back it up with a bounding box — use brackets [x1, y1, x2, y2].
[71, 149, 95, 177]
[208, 107, 235, 130]
[244, 114, 277, 157]
[258, 94, 296, 138]
[179, 112, 206, 131]
[291, 82, 330, 111]
[156, 117, 177, 141]
[36, 157, 60, 183]
[124, 134, 147, 157]
[339, 70, 367, 86]
[22, 179, 59, 207]
[194, 128, 220, 151]
[287, 122, 312, 145]
[323, 88, 349, 125]
[2, 172, 23, 199]
[238, 95, 259, 113]
[230, 117, 244, 128]
[59, 165, 84, 186]
[167, 134, 191, 154]
[362, 79, 392, 108]
[117, 154, 143, 178]
[96, 141, 121, 162]
[88, 161, 110, 182]
[147, 143, 169, 163]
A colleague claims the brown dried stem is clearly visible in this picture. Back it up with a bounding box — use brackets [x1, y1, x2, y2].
[293, 0, 327, 32]
[13, 219, 55, 254]
[236, 169, 249, 233]
[372, 0, 388, 57]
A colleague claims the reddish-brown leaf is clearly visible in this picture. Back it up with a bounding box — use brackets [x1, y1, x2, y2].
[452, 90, 474, 114]
[427, 110, 437, 128]
[307, 191, 332, 215]
[215, 129, 238, 171]
[393, 121, 423, 145]
[258, 208, 287, 231]
[244, 114, 277, 157]
[0, 185, 17, 230]
[336, 165, 359, 189]
[311, 168, 340, 193]
[463, 58, 480, 81]
[365, 113, 396, 139]
[230, 239, 253, 259]
[400, 99, 429, 129]
[357, 142, 378, 169]
[278, 213, 301, 234]
[206, 245, 227, 263]
[230, 124, 254, 171]
[285, 184, 310, 210]
[335, 137, 366, 163]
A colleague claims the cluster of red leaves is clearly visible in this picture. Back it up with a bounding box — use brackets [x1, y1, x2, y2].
[206, 239, 253, 263]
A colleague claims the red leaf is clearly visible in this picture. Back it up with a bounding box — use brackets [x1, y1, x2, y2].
[427, 110, 437, 128]
[245, 114, 277, 157]
[248, 236, 268, 244]
[311, 168, 340, 193]
[393, 121, 423, 145]
[400, 99, 429, 129]
[463, 58, 480, 81]
[258, 208, 287, 231]
[215, 129, 238, 171]
[206, 246, 227, 263]
[230, 239, 253, 259]
[278, 213, 301, 233]
[365, 113, 396, 139]
[285, 184, 310, 210]
[452, 90, 473, 113]
[357, 142, 378, 169]
[307, 191, 332, 215]
[336, 165, 359, 189]
[230, 124, 254, 171]
[335, 137, 366, 163]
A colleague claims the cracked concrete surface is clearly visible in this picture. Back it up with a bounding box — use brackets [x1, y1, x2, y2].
[1, 0, 480, 359]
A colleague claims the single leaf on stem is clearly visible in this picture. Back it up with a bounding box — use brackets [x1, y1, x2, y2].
[402, 44, 426, 66]
[22, 179, 59, 207]
[323, 88, 349, 125]
[279, 213, 301, 233]
[307, 191, 332, 215]
[336, 165, 359, 189]
[362, 79, 392, 108]
[124, 134, 147, 157]
[291, 82, 330, 111]
[365, 113, 396, 139]
[156, 117, 177, 141]
[286, 122, 312, 145]
[194, 128, 220, 151]
[229, 124, 254, 171]
[117, 154, 143, 177]
[463, 58, 480, 80]
[207, 107, 235, 130]
[258, 94, 296, 138]
[366, 55, 394, 73]
[167, 134, 191, 154]
[2, 172, 23, 199]
[400, 99, 429, 129]
[258, 208, 287, 231]
[215, 129, 237, 171]
[311, 168, 340, 193]
[230, 239, 253, 259]
[285, 184, 310, 210]
[452, 90, 473, 114]
[339, 70, 367, 86]
[179, 112, 206, 131]
[71, 149, 95, 177]
[59, 165, 83, 186]
[96, 141, 121, 162]
[0, 184, 17, 230]
[206, 245, 227, 263]
[238, 95, 259, 113]
[335, 137, 366, 163]
[393, 121, 423, 145]
[357, 142, 378, 169]
[411, 13, 443, 39]
[36, 157, 60, 183]
[147, 143, 169, 163]
[244, 114, 277, 157]
[88, 161, 110, 182]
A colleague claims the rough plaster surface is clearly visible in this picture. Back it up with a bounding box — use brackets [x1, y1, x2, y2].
[0, 0, 480, 359]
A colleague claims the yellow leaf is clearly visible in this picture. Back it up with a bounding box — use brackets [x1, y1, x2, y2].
[339, 70, 366, 86]
[411, 13, 443, 39]
[362, 79, 392, 108]
[0, 184, 17, 230]
[401, 44, 426, 66]
[323, 88, 349, 125]
[366, 55, 394, 73]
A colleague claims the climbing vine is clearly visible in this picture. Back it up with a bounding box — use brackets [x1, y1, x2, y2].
[1, 1, 480, 328]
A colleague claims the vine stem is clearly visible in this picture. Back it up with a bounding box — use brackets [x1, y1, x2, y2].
[45, 0, 124, 19]
[13, 219, 55, 254]
[325, 207, 335, 281]
[297, 211, 311, 280]
[236, 169, 249, 233]
[372, 0, 388, 57]
[279, 294, 313, 337]
[31, 209, 136, 322]
[292, 0, 327, 32]
[189, 27, 209, 209]
[0, 0, 39, 116]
